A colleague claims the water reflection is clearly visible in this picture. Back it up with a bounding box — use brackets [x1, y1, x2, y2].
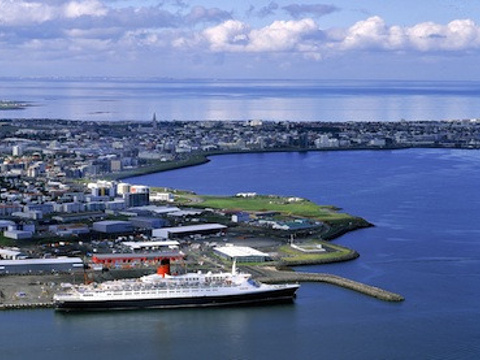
[2, 79, 480, 121]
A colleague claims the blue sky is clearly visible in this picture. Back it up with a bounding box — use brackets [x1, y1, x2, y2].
[1, 0, 480, 80]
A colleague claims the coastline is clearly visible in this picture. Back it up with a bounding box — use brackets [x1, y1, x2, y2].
[1, 148, 409, 311]
[113, 147, 377, 263]
[0, 255, 405, 311]
[112, 145, 429, 181]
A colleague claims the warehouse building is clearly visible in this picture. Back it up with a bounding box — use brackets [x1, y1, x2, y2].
[91, 251, 184, 268]
[3, 229, 33, 240]
[214, 246, 270, 263]
[49, 223, 90, 237]
[0, 257, 84, 274]
[92, 220, 134, 234]
[52, 211, 105, 223]
[121, 240, 180, 251]
[126, 205, 180, 216]
[167, 209, 204, 218]
[129, 217, 167, 230]
[152, 223, 227, 239]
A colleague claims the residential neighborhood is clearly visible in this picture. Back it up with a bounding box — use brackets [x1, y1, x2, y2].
[0, 117, 478, 274]
[2, 117, 480, 182]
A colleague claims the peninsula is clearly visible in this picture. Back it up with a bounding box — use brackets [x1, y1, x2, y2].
[1, 118, 480, 182]
[7, 117, 473, 307]
[0, 101, 29, 110]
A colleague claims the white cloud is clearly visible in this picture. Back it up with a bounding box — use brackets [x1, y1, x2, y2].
[202, 20, 250, 52]
[0, 1, 56, 25]
[338, 16, 480, 52]
[247, 18, 318, 52]
[201, 18, 320, 54]
[63, 0, 107, 18]
[407, 19, 480, 51]
[2, 1, 480, 77]
[177, 16, 480, 61]
[0, 0, 107, 25]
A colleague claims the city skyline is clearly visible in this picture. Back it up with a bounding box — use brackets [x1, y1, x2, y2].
[1, 0, 480, 80]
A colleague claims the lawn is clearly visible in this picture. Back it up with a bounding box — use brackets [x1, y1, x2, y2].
[278, 241, 358, 264]
[196, 194, 354, 222]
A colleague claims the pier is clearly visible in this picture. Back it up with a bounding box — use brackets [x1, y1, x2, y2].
[0, 303, 54, 310]
[246, 266, 405, 302]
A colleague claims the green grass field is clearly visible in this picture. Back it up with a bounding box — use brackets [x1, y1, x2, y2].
[195, 194, 353, 222]
[278, 241, 358, 264]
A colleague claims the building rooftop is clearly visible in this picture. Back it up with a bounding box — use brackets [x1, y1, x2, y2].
[214, 246, 268, 258]
[159, 224, 227, 234]
[122, 240, 179, 250]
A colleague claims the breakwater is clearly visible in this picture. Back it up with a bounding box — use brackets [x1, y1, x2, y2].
[246, 266, 404, 302]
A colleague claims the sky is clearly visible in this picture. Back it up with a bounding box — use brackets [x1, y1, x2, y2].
[2, 0, 480, 80]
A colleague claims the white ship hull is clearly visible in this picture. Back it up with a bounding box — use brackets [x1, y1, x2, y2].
[54, 284, 299, 311]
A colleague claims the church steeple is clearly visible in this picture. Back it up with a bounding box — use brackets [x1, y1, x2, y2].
[152, 112, 158, 129]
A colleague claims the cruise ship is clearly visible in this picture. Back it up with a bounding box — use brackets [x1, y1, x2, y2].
[53, 261, 300, 311]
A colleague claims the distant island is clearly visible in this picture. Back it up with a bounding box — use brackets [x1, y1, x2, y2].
[0, 100, 29, 110]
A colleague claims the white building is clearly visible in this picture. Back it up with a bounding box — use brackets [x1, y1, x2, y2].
[153, 224, 227, 239]
[0, 220, 16, 231]
[12, 211, 43, 220]
[236, 192, 257, 198]
[369, 138, 387, 147]
[12, 145, 23, 156]
[231, 212, 250, 223]
[88, 180, 116, 197]
[314, 135, 339, 148]
[54, 202, 85, 213]
[150, 192, 174, 203]
[214, 246, 269, 262]
[3, 229, 33, 240]
[117, 183, 131, 195]
[0, 248, 24, 260]
[122, 240, 180, 251]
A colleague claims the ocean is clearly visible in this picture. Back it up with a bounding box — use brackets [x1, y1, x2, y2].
[2, 149, 479, 359]
[1, 78, 480, 122]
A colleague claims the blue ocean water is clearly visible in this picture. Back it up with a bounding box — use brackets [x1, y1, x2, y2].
[2, 149, 480, 359]
[1, 78, 480, 121]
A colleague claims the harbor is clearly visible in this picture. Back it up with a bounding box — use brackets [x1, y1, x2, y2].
[0, 263, 404, 311]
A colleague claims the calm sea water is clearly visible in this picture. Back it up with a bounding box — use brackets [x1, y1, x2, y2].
[2, 78, 480, 121]
[1, 149, 475, 360]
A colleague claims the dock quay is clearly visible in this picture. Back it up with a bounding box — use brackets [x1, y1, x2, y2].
[245, 266, 405, 302]
[0, 266, 404, 310]
[0, 303, 54, 310]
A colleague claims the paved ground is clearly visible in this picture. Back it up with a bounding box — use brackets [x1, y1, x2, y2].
[0, 273, 74, 306]
[0, 268, 154, 306]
